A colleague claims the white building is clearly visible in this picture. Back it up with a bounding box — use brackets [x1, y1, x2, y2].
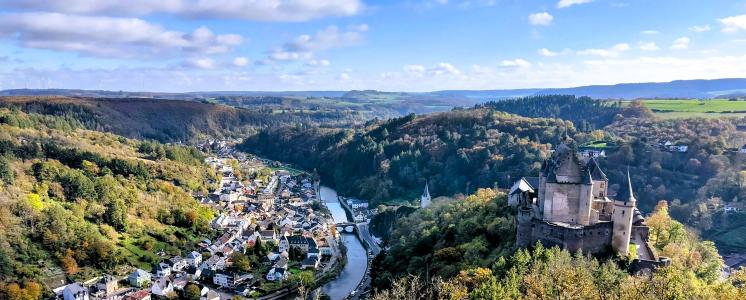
[420, 182, 431, 208]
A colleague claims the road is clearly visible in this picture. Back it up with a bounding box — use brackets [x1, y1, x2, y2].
[356, 223, 381, 255]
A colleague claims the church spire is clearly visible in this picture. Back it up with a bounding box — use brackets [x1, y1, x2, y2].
[421, 181, 431, 208]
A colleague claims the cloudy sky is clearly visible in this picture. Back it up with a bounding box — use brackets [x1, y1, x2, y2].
[1, 0, 746, 92]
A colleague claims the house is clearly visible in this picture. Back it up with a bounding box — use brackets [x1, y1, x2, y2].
[154, 263, 171, 278]
[200, 255, 226, 271]
[725, 202, 744, 214]
[283, 235, 312, 252]
[213, 273, 254, 289]
[184, 266, 202, 281]
[63, 283, 89, 300]
[129, 269, 152, 288]
[259, 230, 277, 243]
[234, 285, 252, 297]
[265, 267, 288, 281]
[300, 256, 320, 270]
[150, 278, 174, 297]
[318, 245, 333, 256]
[740, 144, 746, 154]
[186, 251, 202, 267]
[123, 290, 151, 300]
[169, 256, 187, 272]
[94, 275, 118, 298]
[580, 148, 606, 158]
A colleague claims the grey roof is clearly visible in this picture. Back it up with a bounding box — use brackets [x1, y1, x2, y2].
[586, 158, 608, 181]
[64, 283, 87, 295]
[617, 170, 636, 203]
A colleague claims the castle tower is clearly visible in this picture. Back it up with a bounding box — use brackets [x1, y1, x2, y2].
[578, 169, 594, 226]
[420, 181, 431, 208]
[611, 171, 636, 256]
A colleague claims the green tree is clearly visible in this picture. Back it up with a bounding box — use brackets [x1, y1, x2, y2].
[231, 253, 251, 272]
[183, 283, 201, 300]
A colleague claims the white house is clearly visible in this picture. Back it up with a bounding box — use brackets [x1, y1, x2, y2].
[265, 268, 288, 281]
[150, 278, 173, 297]
[129, 269, 152, 288]
[63, 283, 89, 300]
[186, 251, 202, 267]
[169, 256, 187, 272]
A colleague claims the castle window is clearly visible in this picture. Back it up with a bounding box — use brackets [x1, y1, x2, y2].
[622, 210, 624, 215]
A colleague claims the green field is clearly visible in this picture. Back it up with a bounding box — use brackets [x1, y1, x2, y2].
[637, 99, 746, 119]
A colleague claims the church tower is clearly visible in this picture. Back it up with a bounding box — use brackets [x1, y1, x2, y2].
[612, 171, 636, 256]
[421, 181, 431, 208]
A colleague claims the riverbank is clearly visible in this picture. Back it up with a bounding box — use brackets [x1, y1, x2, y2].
[317, 186, 369, 300]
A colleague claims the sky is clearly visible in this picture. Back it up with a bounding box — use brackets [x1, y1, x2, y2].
[1, 0, 746, 92]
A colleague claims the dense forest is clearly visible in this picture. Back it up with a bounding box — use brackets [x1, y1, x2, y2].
[239, 108, 578, 205]
[370, 191, 730, 299]
[0, 96, 366, 143]
[479, 95, 623, 130]
[0, 108, 217, 297]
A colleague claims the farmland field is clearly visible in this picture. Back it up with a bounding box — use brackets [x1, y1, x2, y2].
[636, 99, 746, 119]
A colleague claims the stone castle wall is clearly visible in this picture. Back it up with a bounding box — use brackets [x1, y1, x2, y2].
[520, 218, 614, 254]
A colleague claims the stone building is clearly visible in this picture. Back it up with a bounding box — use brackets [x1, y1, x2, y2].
[511, 140, 670, 270]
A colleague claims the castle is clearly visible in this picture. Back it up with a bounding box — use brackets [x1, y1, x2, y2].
[510, 139, 670, 269]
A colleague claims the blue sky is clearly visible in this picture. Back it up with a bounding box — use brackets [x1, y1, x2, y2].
[1, 0, 746, 92]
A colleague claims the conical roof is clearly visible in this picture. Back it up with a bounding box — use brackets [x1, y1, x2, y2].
[617, 170, 636, 203]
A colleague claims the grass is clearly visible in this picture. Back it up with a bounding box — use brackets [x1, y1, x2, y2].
[634, 99, 746, 119]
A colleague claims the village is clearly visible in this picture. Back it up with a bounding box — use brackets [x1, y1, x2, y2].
[54, 141, 345, 300]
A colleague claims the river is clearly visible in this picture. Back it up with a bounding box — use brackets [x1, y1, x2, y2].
[319, 186, 368, 300]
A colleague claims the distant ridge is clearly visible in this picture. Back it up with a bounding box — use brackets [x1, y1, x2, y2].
[3, 78, 746, 100]
[432, 78, 746, 100]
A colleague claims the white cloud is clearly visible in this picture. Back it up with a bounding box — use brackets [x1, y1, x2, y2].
[638, 41, 660, 51]
[267, 25, 366, 62]
[719, 15, 746, 33]
[671, 37, 690, 50]
[538, 48, 572, 57]
[307, 59, 330, 67]
[233, 57, 249, 67]
[577, 43, 630, 57]
[641, 30, 659, 35]
[337, 72, 350, 81]
[0, 13, 243, 58]
[501, 58, 532, 68]
[689, 25, 711, 32]
[185, 57, 215, 69]
[557, 0, 592, 9]
[429, 62, 461, 75]
[2, 0, 364, 22]
[528, 12, 553, 26]
[538, 48, 559, 57]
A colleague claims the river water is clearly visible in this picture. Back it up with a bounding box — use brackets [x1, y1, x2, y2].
[319, 186, 368, 300]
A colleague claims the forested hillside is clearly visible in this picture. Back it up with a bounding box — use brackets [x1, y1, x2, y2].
[479, 95, 622, 130]
[239, 109, 581, 205]
[0, 108, 216, 297]
[0, 96, 333, 143]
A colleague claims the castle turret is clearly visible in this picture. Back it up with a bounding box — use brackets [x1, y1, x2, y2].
[420, 182, 431, 208]
[611, 171, 636, 256]
[578, 169, 594, 225]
